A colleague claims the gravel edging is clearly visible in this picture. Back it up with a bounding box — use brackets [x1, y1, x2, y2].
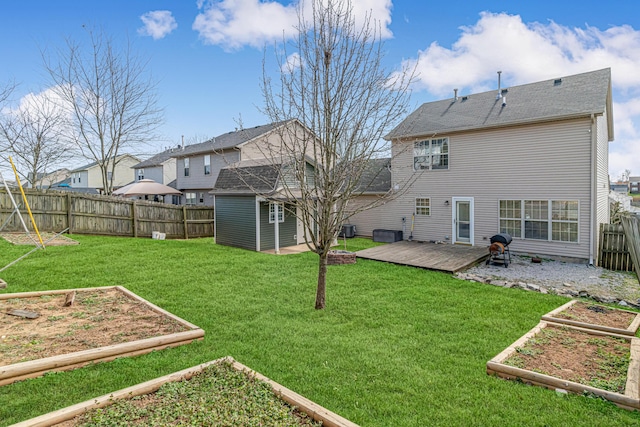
[458, 255, 640, 308]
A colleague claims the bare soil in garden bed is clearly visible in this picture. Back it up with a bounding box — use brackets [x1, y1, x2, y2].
[504, 326, 630, 393]
[0, 288, 188, 366]
[0, 232, 78, 246]
[554, 301, 637, 330]
[55, 360, 322, 427]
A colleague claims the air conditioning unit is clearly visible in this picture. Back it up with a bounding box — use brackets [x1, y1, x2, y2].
[338, 224, 356, 238]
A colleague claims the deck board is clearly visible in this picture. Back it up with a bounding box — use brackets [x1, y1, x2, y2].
[356, 241, 489, 273]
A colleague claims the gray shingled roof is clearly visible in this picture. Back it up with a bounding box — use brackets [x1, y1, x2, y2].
[71, 154, 140, 172]
[356, 158, 391, 193]
[172, 120, 292, 158]
[134, 148, 179, 168]
[387, 68, 612, 140]
[211, 162, 282, 194]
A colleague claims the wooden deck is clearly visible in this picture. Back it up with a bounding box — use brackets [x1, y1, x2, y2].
[356, 240, 489, 273]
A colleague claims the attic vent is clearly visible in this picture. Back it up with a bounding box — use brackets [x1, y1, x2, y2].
[554, 78, 562, 86]
[461, 96, 469, 101]
[501, 88, 508, 94]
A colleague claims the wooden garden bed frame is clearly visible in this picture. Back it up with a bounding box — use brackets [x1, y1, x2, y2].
[541, 299, 640, 336]
[11, 356, 360, 427]
[0, 286, 204, 386]
[487, 321, 640, 411]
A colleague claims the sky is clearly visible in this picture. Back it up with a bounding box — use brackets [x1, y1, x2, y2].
[0, 0, 639, 179]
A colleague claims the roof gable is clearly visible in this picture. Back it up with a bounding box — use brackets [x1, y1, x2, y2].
[133, 148, 179, 168]
[387, 68, 613, 140]
[173, 120, 295, 158]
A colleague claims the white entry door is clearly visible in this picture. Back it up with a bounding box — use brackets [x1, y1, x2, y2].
[452, 197, 474, 245]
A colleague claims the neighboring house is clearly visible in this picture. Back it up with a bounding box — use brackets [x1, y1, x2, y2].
[629, 177, 640, 194]
[172, 120, 314, 206]
[26, 168, 71, 189]
[132, 148, 179, 203]
[69, 154, 140, 194]
[610, 181, 629, 193]
[350, 68, 613, 264]
[210, 158, 314, 252]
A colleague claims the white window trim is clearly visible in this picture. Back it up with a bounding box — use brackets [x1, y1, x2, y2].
[415, 197, 431, 216]
[413, 137, 449, 171]
[498, 199, 579, 243]
[184, 158, 190, 177]
[451, 197, 474, 246]
[269, 202, 284, 224]
[204, 155, 211, 175]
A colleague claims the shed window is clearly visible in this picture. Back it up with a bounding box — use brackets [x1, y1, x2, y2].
[269, 202, 284, 223]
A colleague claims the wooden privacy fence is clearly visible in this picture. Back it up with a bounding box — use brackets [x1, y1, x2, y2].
[0, 189, 214, 239]
[620, 215, 640, 282]
[598, 223, 635, 272]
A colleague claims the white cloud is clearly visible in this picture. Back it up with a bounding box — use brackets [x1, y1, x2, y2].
[138, 10, 178, 40]
[281, 52, 302, 73]
[192, 0, 393, 51]
[399, 11, 640, 176]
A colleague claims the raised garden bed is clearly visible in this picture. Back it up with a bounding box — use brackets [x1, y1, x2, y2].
[487, 321, 640, 411]
[12, 357, 359, 427]
[541, 299, 640, 336]
[0, 286, 204, 386]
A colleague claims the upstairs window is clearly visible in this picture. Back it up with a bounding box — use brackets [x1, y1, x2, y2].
[414, 138, 449, 171]
[204, 155, 211, 175]
[137, 169, 144, 180]
[184, 158, 190, 177]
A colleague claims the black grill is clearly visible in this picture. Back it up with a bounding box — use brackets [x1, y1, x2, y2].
[487, 233, 512, 267]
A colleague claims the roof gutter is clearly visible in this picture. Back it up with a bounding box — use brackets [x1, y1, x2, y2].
[387, 112, 604, 142]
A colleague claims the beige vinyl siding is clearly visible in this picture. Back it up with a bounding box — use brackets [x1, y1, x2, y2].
[240, 122, 320, 163]
[350, 118, 595, 259]
[345, 195, 395, 237]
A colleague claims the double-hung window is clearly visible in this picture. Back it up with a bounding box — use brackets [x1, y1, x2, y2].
[137, 169, 144, 180]
[185, 192, 196, 205]
[204, 155, 211, 175]
[414, 138, 449, 171]
[184, 158, 190, 177]
[269, 202, 284, 223]
[499, 200, 578, 242]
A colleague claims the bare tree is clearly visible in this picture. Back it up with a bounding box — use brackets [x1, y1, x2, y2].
[0, 90, 72, 188]
[620, 169, 632, 183]
[43, 28, 163, 194]
[261, 0, 414, 309]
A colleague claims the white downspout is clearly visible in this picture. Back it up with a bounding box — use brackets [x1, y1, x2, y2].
[274, 203, 280, 254]
[589, 114, 596, 266]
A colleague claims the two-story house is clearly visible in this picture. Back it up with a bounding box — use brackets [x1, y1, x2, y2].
[350, 68, 613, 264]
[69, 154, 140, 194]
[132, 148, 178, 203]
[629, 177, 640, 194]
[173, 120, 308, 206]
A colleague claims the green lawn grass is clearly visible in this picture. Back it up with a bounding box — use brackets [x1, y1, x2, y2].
[1, 235, 639, 426]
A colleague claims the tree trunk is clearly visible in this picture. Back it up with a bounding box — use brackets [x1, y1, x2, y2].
[315, 253, 327, 309]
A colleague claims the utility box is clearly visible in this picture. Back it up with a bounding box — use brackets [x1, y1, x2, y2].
[373, 229, 403, 243]
[338, 224, 356, 238]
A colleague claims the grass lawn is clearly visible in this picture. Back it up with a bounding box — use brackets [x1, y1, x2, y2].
[0, 235, 639, 426]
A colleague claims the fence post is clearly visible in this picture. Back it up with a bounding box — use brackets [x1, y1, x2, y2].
[132, 200, 138, 238]
[183, 205, 188, 240]
[67, 193, 73, 234]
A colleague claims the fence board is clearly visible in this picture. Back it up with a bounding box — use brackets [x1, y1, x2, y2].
[0, 189, 213, 239]
[598, 223, 635, 272]
[620, 216, 640, 283]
